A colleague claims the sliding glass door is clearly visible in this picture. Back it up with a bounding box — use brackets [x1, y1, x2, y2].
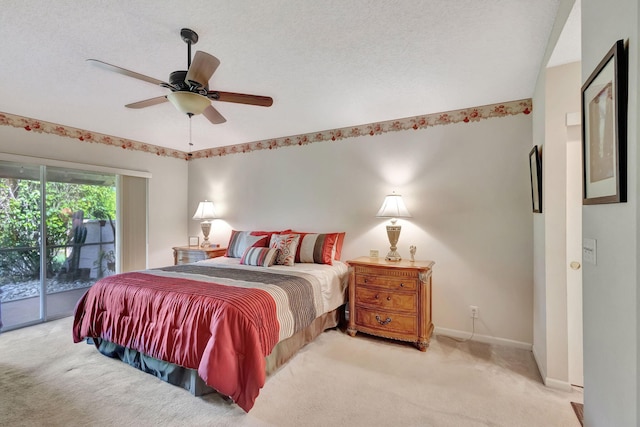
[0, 161, 116, 331]
[0, 162, 43, 328]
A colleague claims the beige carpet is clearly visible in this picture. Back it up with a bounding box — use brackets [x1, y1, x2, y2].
[0, 317, 582, 426]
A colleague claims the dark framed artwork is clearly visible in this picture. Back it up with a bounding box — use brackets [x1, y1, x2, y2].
[529, 145, 542, 213]
[582, 39, 628, 204]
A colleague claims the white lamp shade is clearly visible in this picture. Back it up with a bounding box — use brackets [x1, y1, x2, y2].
[376, 193, 411, 218]
[167, 92, 211, 115]
[192, 200, 217, 220]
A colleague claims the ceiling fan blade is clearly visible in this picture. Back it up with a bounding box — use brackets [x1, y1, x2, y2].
[203, 105, 226, 124]
[185, 51, 220, 88]
[209, 91, 273, 107]
[125, 96, 168, 109]
[87, 59, 167, 86]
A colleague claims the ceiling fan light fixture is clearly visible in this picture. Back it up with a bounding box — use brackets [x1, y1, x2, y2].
[167, 91, 210, 115]
[88, 28, 272, 125]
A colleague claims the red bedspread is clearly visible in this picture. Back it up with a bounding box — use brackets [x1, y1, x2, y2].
[72, 271, 280, 412]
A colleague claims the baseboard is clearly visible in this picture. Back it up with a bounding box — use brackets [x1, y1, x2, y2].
[532, 345, 546, 379]
[532, 345, 573, 392]
[434, 326, 532, 350]
[543, 377, 572, 391]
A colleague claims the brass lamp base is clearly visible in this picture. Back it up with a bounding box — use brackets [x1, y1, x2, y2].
[385, 224, 402, 262]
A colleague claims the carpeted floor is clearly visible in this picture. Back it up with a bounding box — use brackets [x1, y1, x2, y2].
[0, 317, 582, 426]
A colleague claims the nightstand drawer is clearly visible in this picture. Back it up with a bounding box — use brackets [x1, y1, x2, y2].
[355, 274, 417, 291]
[177, 250, 206, 264]
[355, 288, 417, 312]
[355, 307, 417, 336]
[172, 246, 227, 265]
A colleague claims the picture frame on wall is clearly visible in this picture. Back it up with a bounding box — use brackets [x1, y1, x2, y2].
[581, 39, 628, 205]
[529, 145, 542, 213]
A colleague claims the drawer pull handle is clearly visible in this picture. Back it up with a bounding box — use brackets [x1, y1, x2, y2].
[400, 283, 404, 288]
[386, 296, 391, 301]
[375, 294, 379, 299]
[375, 315, 392, 326]
[364, 278, 367, 283]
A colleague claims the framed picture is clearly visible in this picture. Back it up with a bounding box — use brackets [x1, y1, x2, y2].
[529, 145, 542, 213]
[188, 236, 199, 247]
[582, 39, 628, 204]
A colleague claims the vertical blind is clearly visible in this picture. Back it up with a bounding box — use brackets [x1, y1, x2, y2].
[118, 175, 148, 272]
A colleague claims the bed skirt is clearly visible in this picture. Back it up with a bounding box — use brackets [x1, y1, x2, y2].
[93, 308, 342, 397]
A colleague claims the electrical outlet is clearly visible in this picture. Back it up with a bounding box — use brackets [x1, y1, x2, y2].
[470, 305, 479, 319]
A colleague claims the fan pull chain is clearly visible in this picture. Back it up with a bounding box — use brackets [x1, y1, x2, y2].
[188, 114, 194, 157]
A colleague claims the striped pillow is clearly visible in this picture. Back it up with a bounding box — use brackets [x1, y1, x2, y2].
[240, 247, 279, 267]
[295, 233, 339, 265]
[269, 234, 300, 266]
[226, 230, 269, 258]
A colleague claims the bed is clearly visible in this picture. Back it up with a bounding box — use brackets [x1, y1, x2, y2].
[72, 230, 348, 412]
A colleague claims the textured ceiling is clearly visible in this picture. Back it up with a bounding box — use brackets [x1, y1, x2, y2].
[0, 1, 565, 153]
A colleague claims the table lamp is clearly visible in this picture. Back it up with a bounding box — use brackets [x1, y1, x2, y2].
[192, 200, 217, 248]
[376, 192, 411, 261]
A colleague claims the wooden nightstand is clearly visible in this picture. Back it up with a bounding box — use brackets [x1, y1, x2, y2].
[346, 257, 435, 351]
[172, 246, 227, 265]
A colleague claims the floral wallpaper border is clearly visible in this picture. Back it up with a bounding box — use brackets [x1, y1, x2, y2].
[0, 112, 188, 160]
[0, 98, 531, 160]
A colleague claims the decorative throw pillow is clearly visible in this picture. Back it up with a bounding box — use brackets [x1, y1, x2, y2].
[269, 234, 300, 266]
[240, 247, 279, 267]
[295, 233, 339, 265]
[226, 230, 269, 258]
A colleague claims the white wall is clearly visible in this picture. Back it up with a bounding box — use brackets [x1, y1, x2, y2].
[189, 114, 535, 345]
[531, 0, 577, 391]
[542, 61, 582, 390]
[532, 56, 549, 385]
[582, 0, 639, 425]
[0, 125, 188, 268]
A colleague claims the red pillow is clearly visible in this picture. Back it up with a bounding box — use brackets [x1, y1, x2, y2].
[333, 232, 346, 261]
[250, 230, 279, 245]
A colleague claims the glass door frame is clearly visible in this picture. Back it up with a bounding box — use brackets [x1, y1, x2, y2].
[0, 153, 149, 332]
[0, 162, 118, 331]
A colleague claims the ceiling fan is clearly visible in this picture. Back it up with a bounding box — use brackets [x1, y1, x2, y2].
[87, 28, 273, 124]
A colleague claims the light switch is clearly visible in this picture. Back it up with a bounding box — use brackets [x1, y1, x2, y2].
[583, 238, 597, 265]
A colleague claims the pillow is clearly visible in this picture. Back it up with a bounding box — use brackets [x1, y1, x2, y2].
[288, 231, 345, 263]
[333, 232, 346, 261]
[269, 234, 300, 266]
[240, 247, 279, 267]
[226, 230, 269, 258]
[250, 230, 280, 242]
[295, 233, 339, 265]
